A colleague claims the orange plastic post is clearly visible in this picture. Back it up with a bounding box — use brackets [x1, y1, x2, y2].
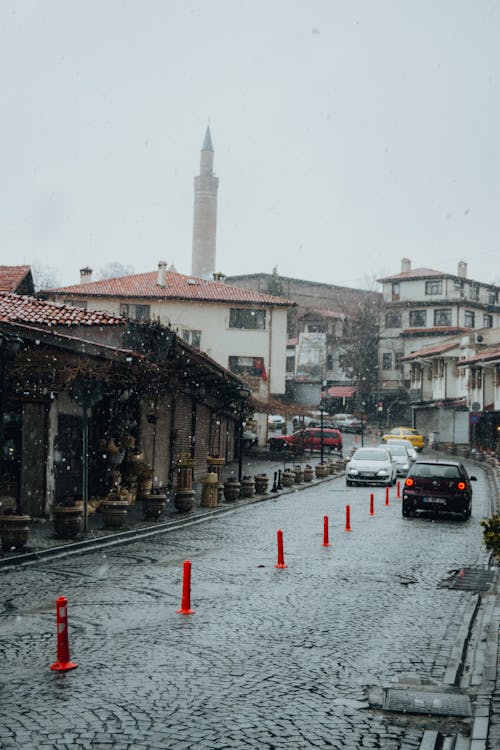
[322, 515, 331, 547]
[176, 560, 196, 614]
[345, 505, 352, 532]
[50, 596, 78, 672]
[397, 480, 401, 498]
[385, 486, 390, 506]
[275, 529, 288, 568]
[369, 493, 374, 516]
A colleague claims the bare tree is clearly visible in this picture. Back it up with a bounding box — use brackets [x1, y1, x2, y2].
[97, 262, 135, 280]
[31, 261, 60, 291]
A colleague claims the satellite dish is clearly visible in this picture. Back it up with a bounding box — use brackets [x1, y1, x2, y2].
[471, 402, 481, 412]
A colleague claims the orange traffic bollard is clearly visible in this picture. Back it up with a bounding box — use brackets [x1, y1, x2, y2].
[397, 480, 401, 498]
[369, 493, 374, 516]
[385, 486, 390, 506]
[50, 596, 78, 672]
[322, 515, 331, 547]
[275, 529, 288, 568]
[176, 560, 196, 614]
[345, 504, 352, 532]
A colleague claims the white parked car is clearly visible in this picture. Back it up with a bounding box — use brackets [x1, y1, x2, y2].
[268, 414, 285, 432]
[346, 447, 397, 487]
[332, 413, 363, 433]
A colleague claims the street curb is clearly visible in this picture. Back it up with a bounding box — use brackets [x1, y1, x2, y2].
[0, 471, 343, 571]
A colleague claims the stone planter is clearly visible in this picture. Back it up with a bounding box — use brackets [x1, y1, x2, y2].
[241, 477, 255, 498]
[303, 465, 314, 482]
[53, 505, 84, 538]
[201, 473, 219, 508]
[174, 488, 195, 513]
[223, 479, 241, 502]
[254, 474, 269, 494]
[0, 513, 31, 551]
[281, 471, 295, 488]
[293, 465, 304, 483]
[101, 499, 129, 529]
[142, 493, 167, 521]
[315, 463, 329, 479]
[138, 477, 153, 498]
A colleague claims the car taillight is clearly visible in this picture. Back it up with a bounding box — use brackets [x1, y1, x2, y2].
[457, 481, 466, 490]
[405, 478, 414, 487]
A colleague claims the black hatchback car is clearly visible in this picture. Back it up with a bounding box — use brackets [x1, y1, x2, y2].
[402, 460, 476, 520]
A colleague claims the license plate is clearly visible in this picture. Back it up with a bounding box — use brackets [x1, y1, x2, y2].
[360, 472, 375, 478]
[423, 497, 447, 505]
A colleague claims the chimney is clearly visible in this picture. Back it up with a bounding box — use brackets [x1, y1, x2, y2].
[157, 260, 167, 287]
[457, 261, 467, 279]
[401, 258, 411, 273]
[80, 267, 93, 284]
[213, 271, 226, 282]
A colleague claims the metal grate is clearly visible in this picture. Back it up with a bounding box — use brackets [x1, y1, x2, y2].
[383, 689, 471, 717]
[439, 567, 496, 592]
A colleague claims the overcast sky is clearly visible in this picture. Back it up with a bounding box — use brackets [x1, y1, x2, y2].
[1, 0, 499, 290]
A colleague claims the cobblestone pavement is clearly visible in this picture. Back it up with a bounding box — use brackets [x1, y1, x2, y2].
[0, 460, 495, 749]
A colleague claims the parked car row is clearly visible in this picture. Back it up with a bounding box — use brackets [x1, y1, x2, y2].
[269, 428, 343, 454]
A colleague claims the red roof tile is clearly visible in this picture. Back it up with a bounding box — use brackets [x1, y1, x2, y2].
[402, 339, 461, 360]
[0, 292, 123, 327]
[377, 267, 445, 282]
[458, 348, 500, 365]
[49, 270, 293, 306]
[0, 266, 32, 292]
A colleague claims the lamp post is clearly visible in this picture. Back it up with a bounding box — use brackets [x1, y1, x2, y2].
[236, 385, 251, 481]
[320, 405, 324, 464]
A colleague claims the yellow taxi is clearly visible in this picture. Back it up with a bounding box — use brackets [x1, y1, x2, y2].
[382, 427, 425, 451]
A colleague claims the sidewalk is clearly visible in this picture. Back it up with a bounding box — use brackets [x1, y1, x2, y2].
[0, 452, 338, 569]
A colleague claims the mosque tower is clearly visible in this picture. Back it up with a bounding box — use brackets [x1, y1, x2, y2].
[191, 126, 219, 279]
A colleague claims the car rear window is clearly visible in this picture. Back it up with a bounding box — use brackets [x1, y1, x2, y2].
[412, 464, 461, 479]
[353, 449, 388, 460]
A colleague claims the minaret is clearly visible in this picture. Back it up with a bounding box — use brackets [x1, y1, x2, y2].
[191, 126, 219, 279]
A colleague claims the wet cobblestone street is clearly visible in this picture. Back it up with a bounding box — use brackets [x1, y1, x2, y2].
[0, 462, 493, 749]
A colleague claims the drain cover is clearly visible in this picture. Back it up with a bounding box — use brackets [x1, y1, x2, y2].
[383, 689, 471, 717]
[439, 567, 496, 592]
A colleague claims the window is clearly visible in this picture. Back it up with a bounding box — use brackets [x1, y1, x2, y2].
[65, 298, 87, 309]
[338, 354, 349, 370]
[229, 308, 266, 329]
[488, 291, 498, 305]
[409, 309, 427, 327]
[425, 280, 442, 295]
[181, 329, 201, 349]
[120, 303, 150, 321]
[434, 308, 452, 326]
[394, 352, 403, 369]
[453, 279, 464, 291]
[469, 284, 479, 301]
[484, 314, 493, 328]
[228, 356, 266, 378]
[464, 311, 475, 328]
[134, 304, 150, 321]
[286, 355, 295, 373]
[382, 353, 393, 370]
[326, 354, 333, 369]
[391, 282, 400, 300]
[385, 311, 402, 328]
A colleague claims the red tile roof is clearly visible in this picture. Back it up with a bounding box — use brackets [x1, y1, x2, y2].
[0, 292, 123, 327]
[458, 348, 500, 366]
[377, 267, 444, 282]
[0, 265, 32, 292]
[402, 327, 469, 336]
[49, 270, 293, 306]
[402, 339, 461, 360]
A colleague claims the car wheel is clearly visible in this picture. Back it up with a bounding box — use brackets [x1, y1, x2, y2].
[402, 500, 412, 517]
[346, 480, 352, 487]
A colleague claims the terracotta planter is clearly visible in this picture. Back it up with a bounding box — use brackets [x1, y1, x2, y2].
[293, 466, 304, 483]
[174, 488, 195, 512]
[101, 499, 129, 529]
[241, 477, 255, 498]
[303, 466, 314, 482]
[254, 474, 269, 494]
[0, 513, 31, 551]
[315, 463, 329, 478]
[53, 505, 84, 538]
[142, 493, 167, 521]
[223, 479, 241, 502]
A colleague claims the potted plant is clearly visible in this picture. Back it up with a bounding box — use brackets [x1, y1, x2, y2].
[315, 463, 329, 478]
[0, 505, 31, 551]
[100, 491, 129, 529]
[223, 477, 241, 502]
[52, 496, 84, 539]
[293, 465, 304, 483]
[142, 488, 168, 521]
[135, 461, 153, 498]
[303, 464, 314, 482]
[281, 469, 295, 487]
[254, 473, 269, 494]
[241, 475, 255, 498]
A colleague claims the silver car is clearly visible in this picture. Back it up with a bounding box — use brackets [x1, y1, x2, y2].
[346, 447, 397, 487]
[381, 443, 411, 476]
[381, 437, 417, 463]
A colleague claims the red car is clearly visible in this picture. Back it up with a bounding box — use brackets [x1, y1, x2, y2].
[269, 428, 343, 454]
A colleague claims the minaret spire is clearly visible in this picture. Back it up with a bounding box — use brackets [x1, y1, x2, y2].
[191, 126, 219, 279]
